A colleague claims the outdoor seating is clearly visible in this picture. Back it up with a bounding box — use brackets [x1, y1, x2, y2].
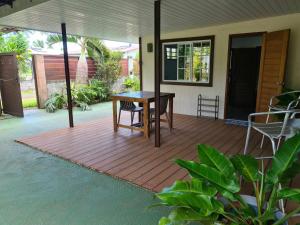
[149, 95, 171, 131]
[117, 101, 143, 127]
[261, 91, 300, 148]
[244, 109, 300, 157]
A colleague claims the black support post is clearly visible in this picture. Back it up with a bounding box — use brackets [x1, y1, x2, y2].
[138, 37, 143, 91]
[61, 23, 74, 128]
[154, 0, 161, 147]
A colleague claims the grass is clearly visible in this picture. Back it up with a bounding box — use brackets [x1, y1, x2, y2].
[22, 98, 37, 108]
[21, 89, 35, 95]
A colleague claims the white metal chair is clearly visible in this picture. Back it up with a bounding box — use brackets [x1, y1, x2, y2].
[261, 91, 300, 148]
[244, 109, 300, 156]
[244, 110, 300, 214]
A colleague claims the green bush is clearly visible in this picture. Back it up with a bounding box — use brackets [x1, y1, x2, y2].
[89, 79, 110, 101]
[45, 79, 111, 113]
[45, 93, 66, 113]
[123, 76, 140, 91]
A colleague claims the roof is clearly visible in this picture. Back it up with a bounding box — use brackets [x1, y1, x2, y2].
[0, 0, 300, 43]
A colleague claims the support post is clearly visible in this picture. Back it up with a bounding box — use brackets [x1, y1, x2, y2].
[154, 0, 161, 147]
[61, 23, 74, 128]
[138, 37, 143, 91]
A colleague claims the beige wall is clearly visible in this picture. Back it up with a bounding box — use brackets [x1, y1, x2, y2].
[142, 13, 300, 118]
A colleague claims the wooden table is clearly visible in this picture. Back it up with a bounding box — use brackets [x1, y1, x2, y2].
[111, 91, 175, 138]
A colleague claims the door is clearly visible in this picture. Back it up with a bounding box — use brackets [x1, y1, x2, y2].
[256, 30, 290, 115]
[227, 48, 261, 120]
[0, 53, 24, 117]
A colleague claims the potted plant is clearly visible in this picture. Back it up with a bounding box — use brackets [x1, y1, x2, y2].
[155, 134, 300, 225]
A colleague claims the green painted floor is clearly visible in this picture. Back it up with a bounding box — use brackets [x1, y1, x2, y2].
[0, 103, 166, 225]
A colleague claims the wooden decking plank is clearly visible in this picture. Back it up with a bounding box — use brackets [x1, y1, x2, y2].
[16, 114, 296, 200]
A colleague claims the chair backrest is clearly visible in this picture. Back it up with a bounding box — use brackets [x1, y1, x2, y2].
[159, 96, 169, 115]
[120, 101, 136, 110]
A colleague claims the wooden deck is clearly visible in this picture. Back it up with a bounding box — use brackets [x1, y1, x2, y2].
[17, 113, 275, 192]
[16, 113, 300, 224]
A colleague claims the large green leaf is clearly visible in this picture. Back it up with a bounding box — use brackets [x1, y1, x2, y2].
[267, 134, 300, 183]
[198, 144, 235, 177]
[160, 179, 217, 197]
[156, 192, 219, 216]
[231, 155, 259, 182]
[168, 208, 218, 225]
[176, 159, 240, 193]
[278, 188, 300, 203]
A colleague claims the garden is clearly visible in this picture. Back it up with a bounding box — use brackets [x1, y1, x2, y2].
[0, 31, 141, 112]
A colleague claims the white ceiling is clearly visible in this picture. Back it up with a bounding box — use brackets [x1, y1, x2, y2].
[0, 0, 300, 43]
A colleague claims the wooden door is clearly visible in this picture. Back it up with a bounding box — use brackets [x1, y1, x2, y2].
[0, 53, 24, 117]
[256, 29, 290, 115]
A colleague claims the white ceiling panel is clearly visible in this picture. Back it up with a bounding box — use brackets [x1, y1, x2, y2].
[0, 0, 300, 43]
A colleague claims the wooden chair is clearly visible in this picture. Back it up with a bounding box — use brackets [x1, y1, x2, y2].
[117, 101, 143, 127]
[149, 96, 171, 131]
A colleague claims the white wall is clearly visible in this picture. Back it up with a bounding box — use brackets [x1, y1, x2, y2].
[142, 13, 300, 118]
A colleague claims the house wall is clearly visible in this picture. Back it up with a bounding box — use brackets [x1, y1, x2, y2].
[142, 13, 300, 118]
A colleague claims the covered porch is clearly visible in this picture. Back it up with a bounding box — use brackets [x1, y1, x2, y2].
[17, 113, 275, 193]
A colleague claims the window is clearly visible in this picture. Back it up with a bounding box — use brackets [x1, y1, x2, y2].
[162, 36, 214, 86]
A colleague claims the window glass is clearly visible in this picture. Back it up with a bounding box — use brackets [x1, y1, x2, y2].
[162, 37, 214, 85]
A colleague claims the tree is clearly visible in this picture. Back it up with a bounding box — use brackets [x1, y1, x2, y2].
[32, 40, 45, 49]
[47, 34, 109, 84]
[0, 32, 31, 76]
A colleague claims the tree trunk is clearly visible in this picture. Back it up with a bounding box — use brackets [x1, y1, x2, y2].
[75, 45, 88, 85]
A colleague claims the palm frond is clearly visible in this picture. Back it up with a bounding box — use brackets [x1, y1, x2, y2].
[46, 33, 79, 47]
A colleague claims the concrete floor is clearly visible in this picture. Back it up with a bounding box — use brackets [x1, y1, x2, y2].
[0, 103, 166, 225]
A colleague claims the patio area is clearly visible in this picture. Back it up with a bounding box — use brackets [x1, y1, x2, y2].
[17, 111, 276, 192]
[0, 103, 167, 225]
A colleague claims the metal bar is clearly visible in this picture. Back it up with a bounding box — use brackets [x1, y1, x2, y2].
[61, 23, 74, 128]
[139, 37, 143, 91]
[154, 0, 161, 147]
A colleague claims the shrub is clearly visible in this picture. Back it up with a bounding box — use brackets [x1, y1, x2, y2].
[123, 76, 140, 91]
[89, 79, 110, 101]
[45, 93, 66, 113]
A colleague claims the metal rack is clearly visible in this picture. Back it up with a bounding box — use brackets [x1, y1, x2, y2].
[197, 95, 219, 120]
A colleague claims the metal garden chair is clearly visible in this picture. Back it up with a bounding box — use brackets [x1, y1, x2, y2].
[261, 91, 300, 148]
[244, 109, 300, 157]
[117, 101, 143, 127]
[243, 109, 300, 213]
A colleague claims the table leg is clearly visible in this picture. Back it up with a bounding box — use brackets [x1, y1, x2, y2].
[169, 96, 174, 129]
[112, 100, 118, 132]
[143, 101, 150, 138]
[138, 102, 143, 123]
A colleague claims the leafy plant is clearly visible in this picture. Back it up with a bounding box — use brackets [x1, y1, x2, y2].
[0, 32, 31, 77]
[155, 134, 300, 225]
[45, 93, 66, 113]
[123, 75, 140, 91]
[89, 79, 110, 101]
[94, 58, 121, 89]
